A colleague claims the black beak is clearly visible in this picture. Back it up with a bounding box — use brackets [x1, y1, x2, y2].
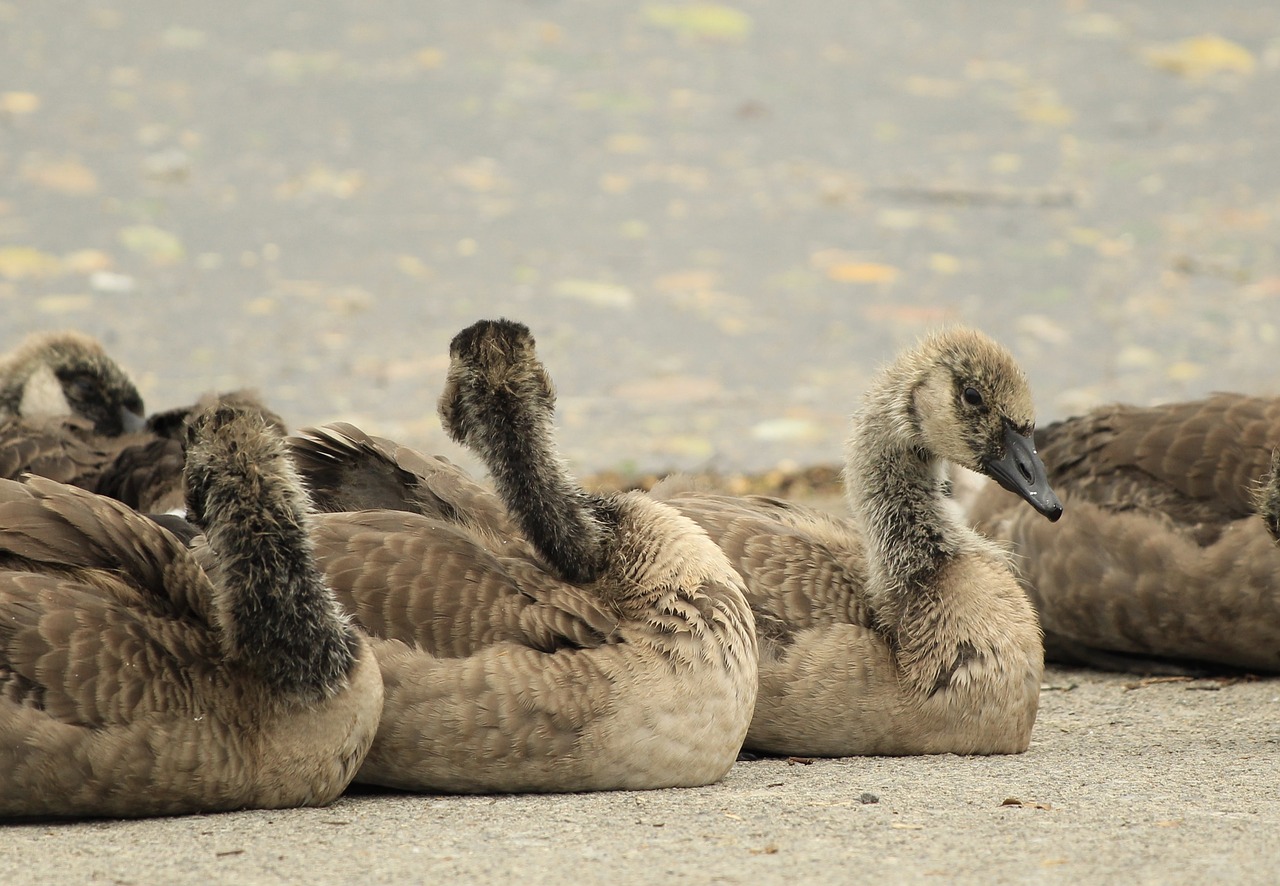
[983, 423, 1063, 522]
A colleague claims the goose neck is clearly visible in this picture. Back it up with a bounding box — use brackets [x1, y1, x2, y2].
[472, 389, 611, 584]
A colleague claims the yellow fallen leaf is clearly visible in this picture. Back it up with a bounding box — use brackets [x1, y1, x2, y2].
[0, 246, 63, 279]
[118, 225, 185, 265]
[553, 279, 634, 309]
[36, 295, 93, 314]
[1143, 34, 1255, 78]
[63, 249, 113, 274]
[607, 134, 649, 154]
[449, 158, 505, 193]
[902, 76, 964, 98]
[414, 47, 445, 69]
[1166, 360, 1204, 382]
[655, 269, 719, 292]
[1, 92, 41, 115]
[1019, 90, 1074, 126]
[23, 157, 99, 195]
[826, 262, 900, 284]
[394, 255, 434, 280]
[642, 4, 752, 41]
[928, 253, 961, 275]
[245, 297, 277, 316]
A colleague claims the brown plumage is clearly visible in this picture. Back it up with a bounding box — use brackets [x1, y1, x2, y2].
[0, 402, 382, 819]
[655, 328, 1060, 756]
[0, 389, 284, 514]
[0, 331, 145, 434]
[296, 319, 758, 793]
[967, 393, 1280, 672]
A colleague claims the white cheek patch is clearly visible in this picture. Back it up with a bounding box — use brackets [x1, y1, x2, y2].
[19, 364, 72, 417]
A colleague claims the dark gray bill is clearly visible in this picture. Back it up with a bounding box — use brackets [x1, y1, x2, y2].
[983, 423, 1063, 522]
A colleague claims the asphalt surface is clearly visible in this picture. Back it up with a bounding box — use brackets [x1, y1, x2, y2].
[2, 1, 1279, 882]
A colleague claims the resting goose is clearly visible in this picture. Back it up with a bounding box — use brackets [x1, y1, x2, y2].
[0, 402, 382, 818]
[300, 319, 758, 793]
[0, 330, 145, 434]
[656, 327, 1062, 756]
[966, 392, 1280, 672]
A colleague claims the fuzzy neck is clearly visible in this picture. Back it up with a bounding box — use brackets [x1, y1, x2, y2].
[843, 373, 961, 624]
[472, 387, 611, 584]
[203, 469, 356, 700]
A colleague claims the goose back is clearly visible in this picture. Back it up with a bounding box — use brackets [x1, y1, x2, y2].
[968, 393, 1280, 672]
[0, 405, 381, 819]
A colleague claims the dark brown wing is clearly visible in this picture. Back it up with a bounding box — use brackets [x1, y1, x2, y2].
[289, 422, 519, 539]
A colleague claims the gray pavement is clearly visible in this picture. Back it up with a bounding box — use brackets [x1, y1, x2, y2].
[2, 1, 1279, 882]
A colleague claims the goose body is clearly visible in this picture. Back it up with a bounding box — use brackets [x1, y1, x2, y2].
[658, 328, 1061, 756]
[966, 393, 1280, 672]
[0, 403, 382, 818]
[293, 320, 757, 793]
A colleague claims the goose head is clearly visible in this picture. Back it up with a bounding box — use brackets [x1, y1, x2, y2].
[437, 318, 555, 452]
[901, 328, 1062, 522]
[0, 331, 146, 435]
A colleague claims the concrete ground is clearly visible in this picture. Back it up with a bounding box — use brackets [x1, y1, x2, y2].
[2, 1, 1278, 882]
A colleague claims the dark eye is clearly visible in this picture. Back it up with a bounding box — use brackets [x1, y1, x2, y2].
[962, 386, 984, 407]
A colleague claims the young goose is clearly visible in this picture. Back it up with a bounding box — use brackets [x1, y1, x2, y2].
[0, 402, 382, 819]
[303, 319, 757, 793]
[656, 328, 1062, 756]
[0, 330, 146, 434]
[0, 390, 284, 515]
[966, 393, 1280, 672]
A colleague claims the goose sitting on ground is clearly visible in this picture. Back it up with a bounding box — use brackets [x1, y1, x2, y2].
[295, 327, 1060, 758]
[296, 319, 757, 793]
[0, 402, 382, 818]
[965, 392, 1280, 673]
[655, 328, 1062, 756]
[0, 330, 146, 435]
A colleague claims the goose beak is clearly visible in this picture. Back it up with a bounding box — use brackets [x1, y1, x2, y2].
[983, 424, 1063, 522]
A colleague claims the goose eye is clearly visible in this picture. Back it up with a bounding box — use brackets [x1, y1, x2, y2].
[962, 386, 984, 407]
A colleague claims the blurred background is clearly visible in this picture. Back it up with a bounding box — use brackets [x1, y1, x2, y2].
[2, 1, 1277, 477]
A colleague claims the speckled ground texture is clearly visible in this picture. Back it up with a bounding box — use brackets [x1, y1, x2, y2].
[2, 1, 1279, 883]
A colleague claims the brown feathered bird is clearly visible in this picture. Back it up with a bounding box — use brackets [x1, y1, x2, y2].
[0, 401, 382, 819]
[966, 392, 1280, 673]
[291, 319, 758, 793]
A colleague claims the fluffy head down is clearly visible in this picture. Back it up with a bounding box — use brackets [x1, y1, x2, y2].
[0, 330, 145, 435]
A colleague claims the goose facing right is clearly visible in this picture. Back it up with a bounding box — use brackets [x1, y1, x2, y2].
[305, 319, 758, 793]
[659, 327, 1061, 756]
[0, 402, 382, 818]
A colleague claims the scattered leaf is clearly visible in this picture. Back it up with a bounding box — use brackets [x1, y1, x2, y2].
[450, 158, 507, 193]
[928, 253, 961, 275]
[642, 4, 753, 41]
[119, 225, 185, 265]
[749, 844, 780, 856]
[613, 375, 722, 404]
[36, 295, 93, 314]
[607, 133, 650, 154]
[553, 278, 634, 309]
[394, 255, 434, 280]
[750, 418, 823, 442]
[1143, 34, 1255, 79]
[414, 47, 445, 69]
[655, 269, 719, 292]
[826, 262, 900, 284]
[785, 756, 815, 766]
[1019, 88, 1074, 126]
[22, 157, 99, 195]
[1166, 361, 1203, 382]
[63, 249, 113, 274]
[1001, 797, 1053, 810]
[0, 246, 63, 279]
[890, 822, 925, 830]
[0, 92, 40, 115]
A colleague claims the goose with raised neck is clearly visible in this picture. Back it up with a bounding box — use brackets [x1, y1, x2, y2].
[0, 402, 382, 818]
[658, 327, 1061, 755]
[302, 319, 758, 793]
